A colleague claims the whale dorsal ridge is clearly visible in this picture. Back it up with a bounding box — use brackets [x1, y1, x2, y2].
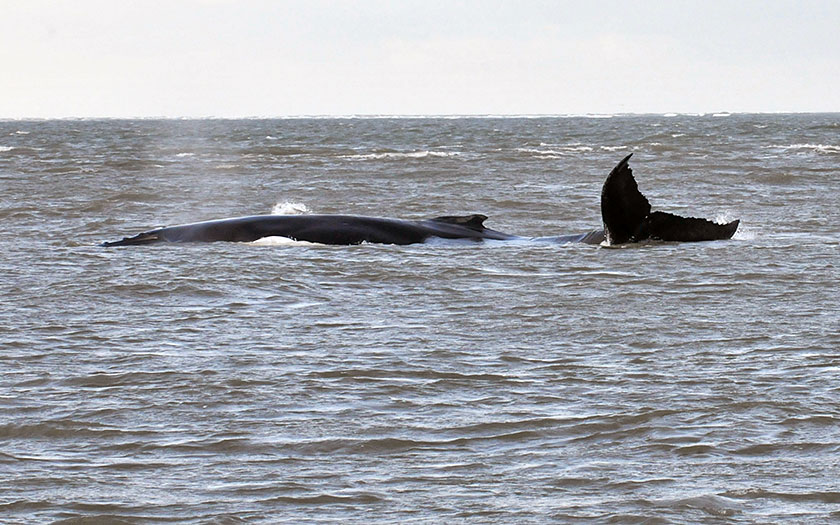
[430, 214, 488, 230]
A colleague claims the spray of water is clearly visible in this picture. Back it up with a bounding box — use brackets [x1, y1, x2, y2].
[271, 202, 310, 215]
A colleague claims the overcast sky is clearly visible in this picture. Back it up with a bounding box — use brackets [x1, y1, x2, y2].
[1, 0, 838, 117]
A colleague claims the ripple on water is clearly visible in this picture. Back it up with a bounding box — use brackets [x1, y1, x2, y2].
[2, 116, 840, 523]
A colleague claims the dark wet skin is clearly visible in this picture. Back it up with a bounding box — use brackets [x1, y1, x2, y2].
[102, 155, 738, 247]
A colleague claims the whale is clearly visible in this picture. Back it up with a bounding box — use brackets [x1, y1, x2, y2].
[101, 154, 739, 247]
[600, 154, 739, 244]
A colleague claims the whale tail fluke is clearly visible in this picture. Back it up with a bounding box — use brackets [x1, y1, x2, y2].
[600, 154, 739, 244]
[600, 153, 650, 244]
[646, 212, 740, 242]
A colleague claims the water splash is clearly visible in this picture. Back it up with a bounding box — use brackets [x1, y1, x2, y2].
[249, 236, 316, 246]
[271, 202, 311, 215]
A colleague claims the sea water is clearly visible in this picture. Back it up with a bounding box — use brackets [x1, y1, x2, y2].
[1, 114, 839, 523]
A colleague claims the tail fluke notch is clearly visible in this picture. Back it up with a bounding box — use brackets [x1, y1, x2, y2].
[600, 154, 739, 244]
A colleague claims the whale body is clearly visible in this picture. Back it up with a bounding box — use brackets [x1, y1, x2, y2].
[101, 154, 739, 247]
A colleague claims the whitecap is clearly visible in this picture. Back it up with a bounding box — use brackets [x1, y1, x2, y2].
[517, 145, 593, 156]
[767, 143, 840, 154]
[0, 146, 14, 152]
[340, 151, 460, 160]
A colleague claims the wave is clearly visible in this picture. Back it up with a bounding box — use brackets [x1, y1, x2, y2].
[767, 143, 840, 154]
[659, 494, 739, 517]
[339, 150, 460, 160]
[647, 142, 680, 152]
[0, 146, 14, 152]
[260, 492, 387, 505]
[244, 145, 321, 156]
[524, 144, 628, 156]
[807, 123, 840, 131]
[725, 488, 840, 504]
[516, 146, 592, 157]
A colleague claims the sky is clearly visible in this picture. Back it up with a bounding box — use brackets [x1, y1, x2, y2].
[1, 0, 838, 118]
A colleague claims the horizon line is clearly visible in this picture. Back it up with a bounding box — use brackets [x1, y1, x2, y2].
[2, 111, 839, 121]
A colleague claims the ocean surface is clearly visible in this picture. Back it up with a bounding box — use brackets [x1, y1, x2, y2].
[1, 114, 838, 523]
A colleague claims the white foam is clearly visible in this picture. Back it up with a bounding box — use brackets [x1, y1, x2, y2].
[340, 151, 459, 160]
[713, 212, 739, 225]
[731, 220, 756, 240]
[175, 152, 195, 157]
[714, 213, 753, 240]
[600, 145, 628, 152]
[0, 146, 14, 152]
[271, 201, 310, 215]
[732, 229, 755, 241]
[769, 143, 840, 154]
[517, 145, 593, 156]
